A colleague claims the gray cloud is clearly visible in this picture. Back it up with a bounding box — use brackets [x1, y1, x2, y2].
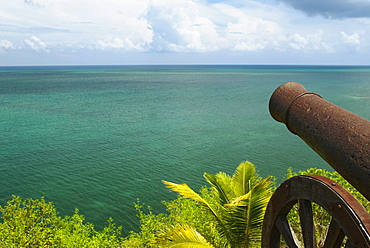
[278, 0, 370, 18]
[24, 0, 43, 8]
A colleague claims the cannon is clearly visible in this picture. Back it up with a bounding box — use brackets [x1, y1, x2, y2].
[262, 82, 370, 247]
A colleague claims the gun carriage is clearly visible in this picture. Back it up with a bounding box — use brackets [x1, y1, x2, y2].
[262, 82, 370, 248]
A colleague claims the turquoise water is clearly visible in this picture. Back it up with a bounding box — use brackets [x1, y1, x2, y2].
[1, 65, 370, 234]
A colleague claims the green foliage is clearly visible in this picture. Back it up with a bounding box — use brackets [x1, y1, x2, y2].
[158, 161, 274, 248]
[121, 201, 169, 247]
[122, 191, 221, 247]
[163, 187, 225, 246]
[8, 165, 354, 247]
[0, 195, 122, 247]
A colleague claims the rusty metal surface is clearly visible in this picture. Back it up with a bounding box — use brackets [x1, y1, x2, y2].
[269, 82, 370, 201]
[262, 175, 370, 247]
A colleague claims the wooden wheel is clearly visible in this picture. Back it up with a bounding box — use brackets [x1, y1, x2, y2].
[262, 175, 370, 248]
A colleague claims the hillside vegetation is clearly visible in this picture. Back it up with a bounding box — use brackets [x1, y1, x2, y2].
[1, 162, 367, 247]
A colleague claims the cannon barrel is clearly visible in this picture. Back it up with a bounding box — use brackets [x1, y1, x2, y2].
[269, 82, 370, 201]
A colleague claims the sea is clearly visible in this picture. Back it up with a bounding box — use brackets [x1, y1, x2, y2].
[1, 65, 370, 235]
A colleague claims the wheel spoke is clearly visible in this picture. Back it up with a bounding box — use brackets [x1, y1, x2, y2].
[344, 240, 355, 248]
[263, 175, 370, 248]
[298, 199, 316, 248]
[322, 218, 345, 248]
[275, 215, 301, 248]
[345, 239, 356, 248]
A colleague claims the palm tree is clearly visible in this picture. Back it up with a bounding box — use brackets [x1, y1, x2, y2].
[157, 161, 273, 248]
[156, 224, 215, 248]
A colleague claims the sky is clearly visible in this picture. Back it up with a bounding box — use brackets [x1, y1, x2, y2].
[1, 0, 370, 66]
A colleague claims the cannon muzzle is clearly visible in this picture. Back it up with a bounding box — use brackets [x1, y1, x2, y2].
[269, 82, 370, 201]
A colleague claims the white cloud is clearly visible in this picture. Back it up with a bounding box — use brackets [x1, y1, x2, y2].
[340, 31, 363, 51]
[146, 0, 221, 52]
[1, 0, 152, 51]
[0, 40, 15, 51]
[288, 30, 333, 52]
[24, 36, 48, 52]
[341, 31, 361, 45]
[219, 4, 283, 51]
[288, 33, 307, 50]
[0, 0, 369, 64]
[93, 36, 150, 51]
[146, 1, 285, 52]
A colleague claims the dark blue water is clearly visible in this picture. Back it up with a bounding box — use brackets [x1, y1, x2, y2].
[1, 65, 370, 234]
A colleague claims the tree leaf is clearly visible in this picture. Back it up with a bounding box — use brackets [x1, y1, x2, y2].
[232, 161, 256, 196]
[156, 224, 215, 248]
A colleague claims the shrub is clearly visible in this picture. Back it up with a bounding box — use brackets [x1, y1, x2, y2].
[0, 195, 122, 247]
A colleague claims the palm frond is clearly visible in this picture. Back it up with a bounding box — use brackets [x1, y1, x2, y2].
[232, 161, 256, 196]
[224, 191, 252, 207]
[163, 181, 206, 204]
[227, 177, 272, 207]
[162, 180, 232, 246]
[227, 176, 273, 246]
[156, 224, 215, 248]
[162, 180, 223, 227]
[162, 161, 274, 248]
[204, 172, 234, 205]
